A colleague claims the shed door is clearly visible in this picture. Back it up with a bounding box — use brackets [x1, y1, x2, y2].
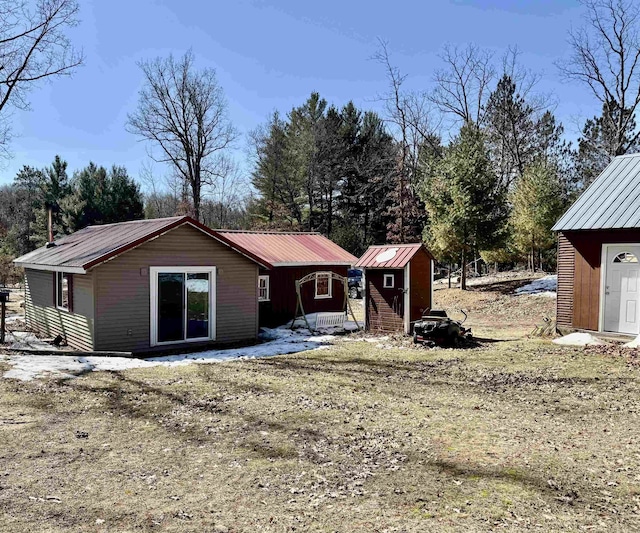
[604, 246, 640, 335]
[366, 270, 404, 333]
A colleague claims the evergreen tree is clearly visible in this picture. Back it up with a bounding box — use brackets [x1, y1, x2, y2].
[63, 163, 144, 231]
[419, 123, 507, 289]
[572, 100, 640, 191]
[249, 111, 302, 228]
[511, 162, 566, 271]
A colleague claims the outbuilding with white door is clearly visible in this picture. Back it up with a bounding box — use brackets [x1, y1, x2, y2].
[553, 153, 640, 336]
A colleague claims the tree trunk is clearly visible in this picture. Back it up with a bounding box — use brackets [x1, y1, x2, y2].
[448, 264, 452, 289]
[461, 249, 467, 291]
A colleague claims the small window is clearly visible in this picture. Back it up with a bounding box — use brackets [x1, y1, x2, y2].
[56, 272, 71, 311]
[613, 252, 638, 263]
[258, 275, 270, 302]
[315, 272, 332, 299]
[383, 274, 395, 288]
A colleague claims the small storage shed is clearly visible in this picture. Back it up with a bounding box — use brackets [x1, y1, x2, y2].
[215, 230, 357, 327]
[13, 216, 269, 353]
[356, 243, 434, 334]
[553, 153, 640, 336]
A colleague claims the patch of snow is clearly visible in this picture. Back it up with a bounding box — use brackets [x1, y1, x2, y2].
[552, 332, 608, 347]
[2, 324, 337, 381]
[624, 335, 640, 348]
[5, 331, 57, 351]
[515, 275, 557, 297]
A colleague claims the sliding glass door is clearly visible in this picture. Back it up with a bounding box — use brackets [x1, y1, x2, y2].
[151, 267, 216, 346]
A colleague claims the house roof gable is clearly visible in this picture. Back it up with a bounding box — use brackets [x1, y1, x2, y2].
[356, 243, 433, 269]
[553, 153, 640, 232]
[14, 217, 272, 272]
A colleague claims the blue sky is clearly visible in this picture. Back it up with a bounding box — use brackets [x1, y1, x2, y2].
[1, 0, 591, 188]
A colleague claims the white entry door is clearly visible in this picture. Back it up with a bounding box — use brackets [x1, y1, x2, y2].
[604, 246, 640, 334]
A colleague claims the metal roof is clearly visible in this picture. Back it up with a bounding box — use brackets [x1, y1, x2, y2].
[13, 216, 271, 273]
[215, 230, 358, 267]
[553, 153, 640, 231]
[356, 243, 430, 269]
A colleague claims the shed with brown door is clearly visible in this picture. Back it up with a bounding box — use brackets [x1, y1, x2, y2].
[356, 243, 434, 334]
[553, 153, 640, 336]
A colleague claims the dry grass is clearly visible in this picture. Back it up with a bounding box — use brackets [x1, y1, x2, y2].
[433, 279, 556, 339]
[2, 337, 640, 532]
[2, 280, 639, 531]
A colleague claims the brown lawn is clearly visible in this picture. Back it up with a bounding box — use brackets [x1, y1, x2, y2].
[1, 278, 639, 532]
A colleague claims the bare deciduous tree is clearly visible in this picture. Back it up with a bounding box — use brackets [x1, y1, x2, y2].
[127, 50, 238, 221]
[0, 0, 83, 157]
[430, 43, 495, 126]
[373, 40, 438, 243]
[558, 0, 640, 155]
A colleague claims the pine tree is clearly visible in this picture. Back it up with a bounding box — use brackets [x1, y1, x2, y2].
[511, 162, 566, 271]
[419, 123, 507, 289]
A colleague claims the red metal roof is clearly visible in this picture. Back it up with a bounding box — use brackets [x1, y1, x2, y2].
[356, 243, 430, 269]
[215, 230, 358, 267]
[14, 217, 272, 272]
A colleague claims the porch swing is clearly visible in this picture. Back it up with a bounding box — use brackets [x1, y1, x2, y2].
[291, 271, 361, 332]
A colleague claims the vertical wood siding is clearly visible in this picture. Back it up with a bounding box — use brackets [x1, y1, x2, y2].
[556, 233, 575, 328]
[564, 229, 640, 331]
[365, 269, 404, 333]
[409, 249, 432, 324]
[24, 268, 94, 350]
[94, 224, 258, 353]
[257, 266, 348, 328]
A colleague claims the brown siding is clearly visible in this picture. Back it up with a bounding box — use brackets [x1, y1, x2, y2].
[365, 269, 404, 333]
[556, 233, 575, 328]
[409, 249, 432, 324]
[258, 266, 348, 328]
[94, 224, 258, 353]
[24, 268, 94, 351]
[564, 229, 640, 331]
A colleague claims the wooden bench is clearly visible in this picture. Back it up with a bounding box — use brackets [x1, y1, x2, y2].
[316, 312, 346, 329]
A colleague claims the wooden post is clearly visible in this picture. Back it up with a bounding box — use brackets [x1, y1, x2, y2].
[0, 298, 5, 344]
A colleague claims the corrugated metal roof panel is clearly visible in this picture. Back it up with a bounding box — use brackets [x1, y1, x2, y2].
[553, 153, 640, 231]
[356, 243, 430, 268]
[14, 217, 185, 270]
[214, 231, 358, 267]
[14, 217, 272, 271]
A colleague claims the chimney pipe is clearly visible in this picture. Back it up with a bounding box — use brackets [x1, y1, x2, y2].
[46, 205, 56, 248]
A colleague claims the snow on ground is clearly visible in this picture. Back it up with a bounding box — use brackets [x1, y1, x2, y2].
[624, 335, 640, 348]
[514, 275, 557, 297]
[553, 332, 608, 347]
[1, 324, 340, 381]
[5, 331, 55, 351]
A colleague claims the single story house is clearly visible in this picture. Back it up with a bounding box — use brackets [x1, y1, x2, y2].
[356, 243, 434, 334]
[215, 230, 358, 327]
[553, 153, 640, 336]
[13, 216, 271, 353]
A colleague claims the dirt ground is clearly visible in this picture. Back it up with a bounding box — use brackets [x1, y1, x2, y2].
[433, 277, 556, 339]
[4, 277, 640, 532]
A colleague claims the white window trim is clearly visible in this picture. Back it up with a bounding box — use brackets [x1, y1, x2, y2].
[315, 271, 333, 299]
[56, 271, 70, 312]
[150, 266, 216, 347]
[383, 273, 395, 289]
[258, 275, 270, 302]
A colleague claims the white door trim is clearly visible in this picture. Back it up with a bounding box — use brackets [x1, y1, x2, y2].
[599, 243, 640, 332]
[150, 266, 217, 347]
[404, 263, 410, 334]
